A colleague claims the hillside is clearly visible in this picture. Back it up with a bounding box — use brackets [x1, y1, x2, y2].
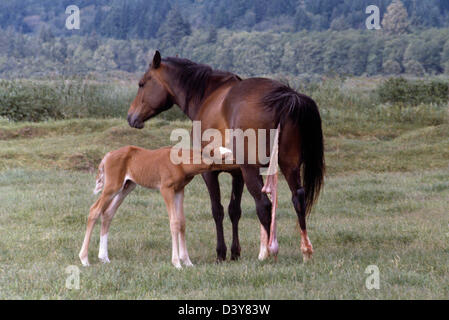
[1, 1, 449, 78]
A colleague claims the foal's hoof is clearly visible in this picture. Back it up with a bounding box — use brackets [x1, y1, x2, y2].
[99, 256, 110, 264]
[172, 260, 183, 269]
[181, 258, 194, 267]
[80, 257, 90, 267]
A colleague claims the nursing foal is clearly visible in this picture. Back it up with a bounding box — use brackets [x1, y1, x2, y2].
[79, 145, 230, 268]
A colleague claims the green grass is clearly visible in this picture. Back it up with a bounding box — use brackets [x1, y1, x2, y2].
[0, 114, 448, 299]
[0, 79, 187, 122]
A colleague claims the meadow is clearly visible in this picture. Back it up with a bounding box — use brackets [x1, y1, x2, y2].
[0, 77, 448, 299]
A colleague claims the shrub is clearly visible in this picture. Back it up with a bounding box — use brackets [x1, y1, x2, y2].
[404, 60, 425, 76]
[0, 79, 135, 122]
[376, 77, 449, 105]
[0, 79, 190, 122]
[382, 60, 402, 75]
[0, 80, 63, 122]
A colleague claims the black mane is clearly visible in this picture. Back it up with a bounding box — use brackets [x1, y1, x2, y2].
[163, 57, 241, 108]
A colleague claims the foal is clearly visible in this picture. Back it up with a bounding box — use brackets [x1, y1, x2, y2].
[78, 145, 230, 268]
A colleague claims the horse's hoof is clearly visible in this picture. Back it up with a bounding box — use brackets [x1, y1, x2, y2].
[303, 253, 312, 262]
[216, 249, 227, 263]
[301, 248, 313, 262]
[216, 252, 227, 263]
[230, 248, 241, 261]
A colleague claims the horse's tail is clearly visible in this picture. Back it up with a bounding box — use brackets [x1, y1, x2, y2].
[263, 85, 325, 215]
[93, 157, 106, 195]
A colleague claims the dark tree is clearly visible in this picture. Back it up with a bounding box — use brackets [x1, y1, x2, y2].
[157, 7, 191, 47]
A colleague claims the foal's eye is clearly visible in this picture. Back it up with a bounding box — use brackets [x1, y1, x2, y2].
[138, 81, 145, 88]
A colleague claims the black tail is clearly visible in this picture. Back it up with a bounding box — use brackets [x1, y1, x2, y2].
[263, 85, 325, 215]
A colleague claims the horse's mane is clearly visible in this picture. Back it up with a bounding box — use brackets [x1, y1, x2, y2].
[163, 57, 241, 107]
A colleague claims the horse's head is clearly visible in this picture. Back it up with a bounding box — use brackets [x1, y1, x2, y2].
[127, 51, 174, 129]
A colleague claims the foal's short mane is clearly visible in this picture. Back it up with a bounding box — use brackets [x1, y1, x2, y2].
[163, 57, 241, 108]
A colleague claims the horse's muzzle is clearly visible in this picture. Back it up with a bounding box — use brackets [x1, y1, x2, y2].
[127, 114, 144, 129]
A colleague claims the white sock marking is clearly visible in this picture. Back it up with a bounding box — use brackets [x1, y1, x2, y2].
[98, 233, 110, 263]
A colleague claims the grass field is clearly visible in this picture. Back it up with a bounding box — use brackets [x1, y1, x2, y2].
[0, 113, 448, 299]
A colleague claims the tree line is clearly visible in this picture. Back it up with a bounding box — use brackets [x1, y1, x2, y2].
[1, 0, 449, 79]
[1, 26, 449, 79]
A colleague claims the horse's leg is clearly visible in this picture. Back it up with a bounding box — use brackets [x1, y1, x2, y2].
[79, 189, 116, 266]
[98, 181, 136, 263]
[202, 171, 227, 262]
[240, 165, 272, 261]
[281, 164, 314, 262]
[175, 190, 193, 267]
[258, 224, 269, 260]
[228, 169, 244, 260]
[161, 187, 182, 269]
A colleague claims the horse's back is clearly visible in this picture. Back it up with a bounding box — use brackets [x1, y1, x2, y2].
[223, 77, 283, 130]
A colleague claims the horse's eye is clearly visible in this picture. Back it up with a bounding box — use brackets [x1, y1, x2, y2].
[139, 81, 145, 88]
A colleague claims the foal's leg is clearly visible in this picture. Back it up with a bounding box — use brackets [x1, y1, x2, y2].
[202, 171, 227, 262]
[98, 181, 136, 263]
[240, 165, 272, 261]
[79, 189, 116, 266]
[228, 169, 244, 260]
[161, 187, 182, 269]
[281, 165, 313, 262]
[174, 190, 193, 267]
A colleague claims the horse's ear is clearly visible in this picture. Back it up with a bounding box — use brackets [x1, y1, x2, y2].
[152, 50, 161, 69]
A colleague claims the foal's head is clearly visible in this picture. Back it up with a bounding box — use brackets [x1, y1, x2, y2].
[127, 51, 174, 129]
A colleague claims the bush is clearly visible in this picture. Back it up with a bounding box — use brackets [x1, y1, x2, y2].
[376, 77, 449, 105]
[0, 80, 136, 122]
[0, 80, 63, 122]
[374, 103, 448, 125]
[404, 60, 426, 76]
[0, 79, 189, 122]
[382, 60, 402, 75]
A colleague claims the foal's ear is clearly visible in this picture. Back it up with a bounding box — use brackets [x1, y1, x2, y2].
[152, 50, 161, 69]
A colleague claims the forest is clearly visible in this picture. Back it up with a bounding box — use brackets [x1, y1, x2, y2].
[0, 0, 449, 79]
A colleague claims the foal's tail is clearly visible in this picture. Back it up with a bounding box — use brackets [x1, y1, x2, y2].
[93, 157, 106, 195]
[263, 85, 325, 215]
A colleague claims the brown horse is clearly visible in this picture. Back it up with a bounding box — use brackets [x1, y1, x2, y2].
[127, 51, 325, 262]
